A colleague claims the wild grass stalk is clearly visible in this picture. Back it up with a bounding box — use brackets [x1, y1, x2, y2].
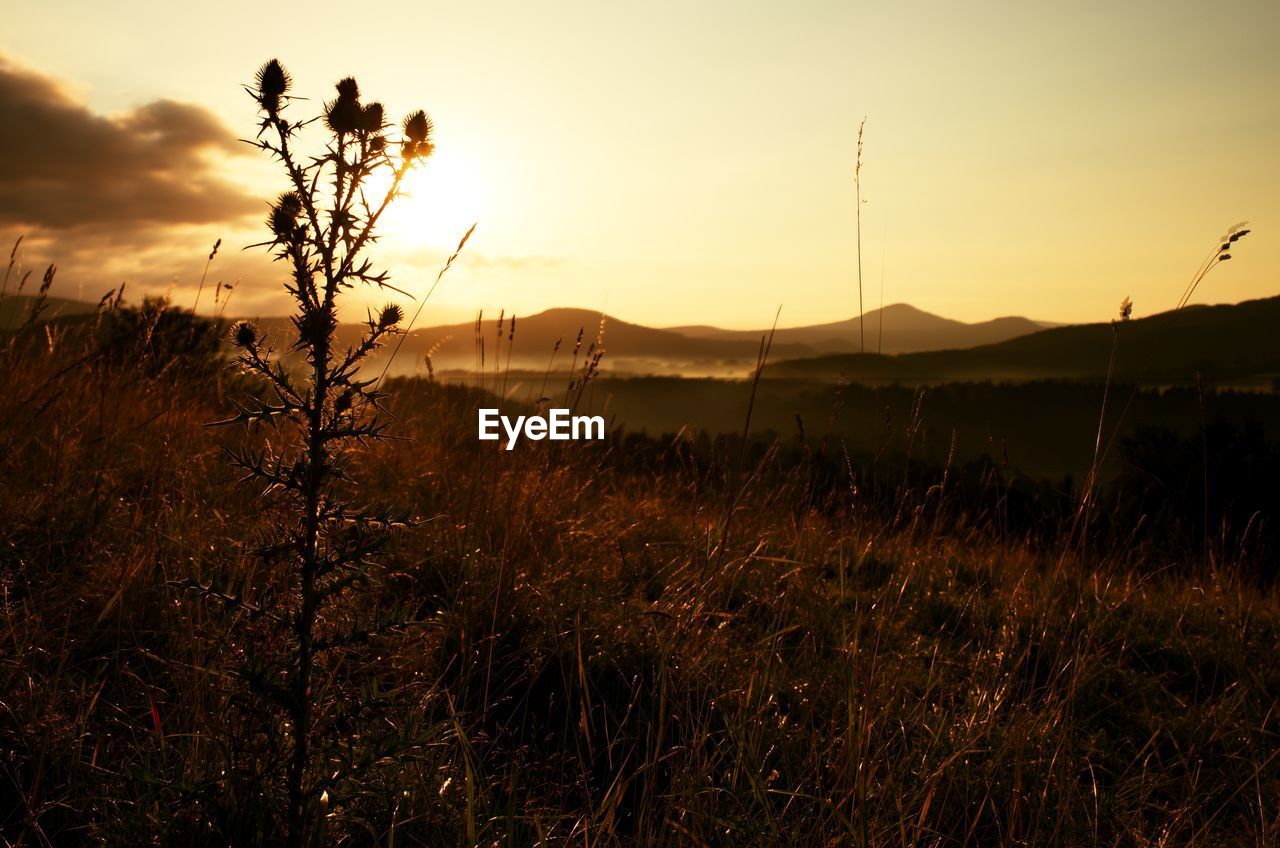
[191, 238, 221, 314]
[1, 235, 22, 300]
[376, 222, 474, 386]
[715, 306, 781, 562]
[1072, 296, 1131, 548]
[1080, 225, 1252, 559]
[854, 118, 866, 354]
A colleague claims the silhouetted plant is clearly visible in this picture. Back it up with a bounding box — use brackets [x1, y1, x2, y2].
[207, 59, 440, 847]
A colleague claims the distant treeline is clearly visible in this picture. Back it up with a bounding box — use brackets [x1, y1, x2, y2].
[389, 377, 1280, 583]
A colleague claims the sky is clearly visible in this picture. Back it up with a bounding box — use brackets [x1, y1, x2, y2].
[1, 0, 1278, 329]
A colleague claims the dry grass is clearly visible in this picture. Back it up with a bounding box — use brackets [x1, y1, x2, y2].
[1, 324, 1277, 846]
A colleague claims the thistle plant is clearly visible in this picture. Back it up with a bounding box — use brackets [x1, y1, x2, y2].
[210, 59, 438, 847]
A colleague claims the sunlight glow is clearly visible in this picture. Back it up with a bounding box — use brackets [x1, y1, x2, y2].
[374, 149, 487, 252]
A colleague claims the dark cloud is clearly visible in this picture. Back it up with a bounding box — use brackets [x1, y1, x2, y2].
[0, 57, 259, 231]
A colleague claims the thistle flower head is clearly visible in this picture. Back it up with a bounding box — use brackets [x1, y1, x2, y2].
[295, 308, 336, 347]
[232, 320, 258, 348]
[326, 98, 361, 136]
[255, 59, 291, 114]
[403, 110, 432, 142]
[402, 110, 435, 159]
[269, 191, 304, 237]
[326, 78, 364, 135]
[335, 77, 360, 102]
[378, 303, 404, 328]
[359, 102, 385, 134]
[277, 191, 303, 218]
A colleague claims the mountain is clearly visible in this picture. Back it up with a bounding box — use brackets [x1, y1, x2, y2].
[768, 296, 1280, 385]
[377, 303, 1049, 376]
[667, 303, 1048, 354]
[361, 307, 822, 375]
[0, 294, 1057, 377]
[12, 289, 1276, 385]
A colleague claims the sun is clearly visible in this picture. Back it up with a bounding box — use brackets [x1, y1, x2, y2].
[372, 148, 487, 252]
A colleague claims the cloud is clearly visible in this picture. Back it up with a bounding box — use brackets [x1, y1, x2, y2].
[0, 56, 567, 318]
[462, 253, 568, 272]
[0, 56, 259, 232]
[381, 242, 568, 274]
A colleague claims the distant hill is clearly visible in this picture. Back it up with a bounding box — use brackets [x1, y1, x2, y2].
[359, 307, 822, 376]
[0, 294, 98, 329]
[768, 296, 1280, 385]
[10, 290, 1277, 385]
[0, 294, 1052, 373]
[667, 303, 1048, 354]
[374, 304, 1049, 376]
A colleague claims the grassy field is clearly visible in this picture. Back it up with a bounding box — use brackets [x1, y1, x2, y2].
[2, 307, 1278, 846]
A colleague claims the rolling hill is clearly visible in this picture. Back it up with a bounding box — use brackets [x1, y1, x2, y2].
[0, 293, 98, 329]
[768, 295, 1280, 385]
[357, 307, 823, 375]
[369, 304, 1050, 376]
[667, 303, 1048, 354]
[24, 290, 1273, 386]
[3, 294, 1051, 374]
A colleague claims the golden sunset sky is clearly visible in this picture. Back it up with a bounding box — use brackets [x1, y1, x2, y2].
[2, 0, 1277, 328]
